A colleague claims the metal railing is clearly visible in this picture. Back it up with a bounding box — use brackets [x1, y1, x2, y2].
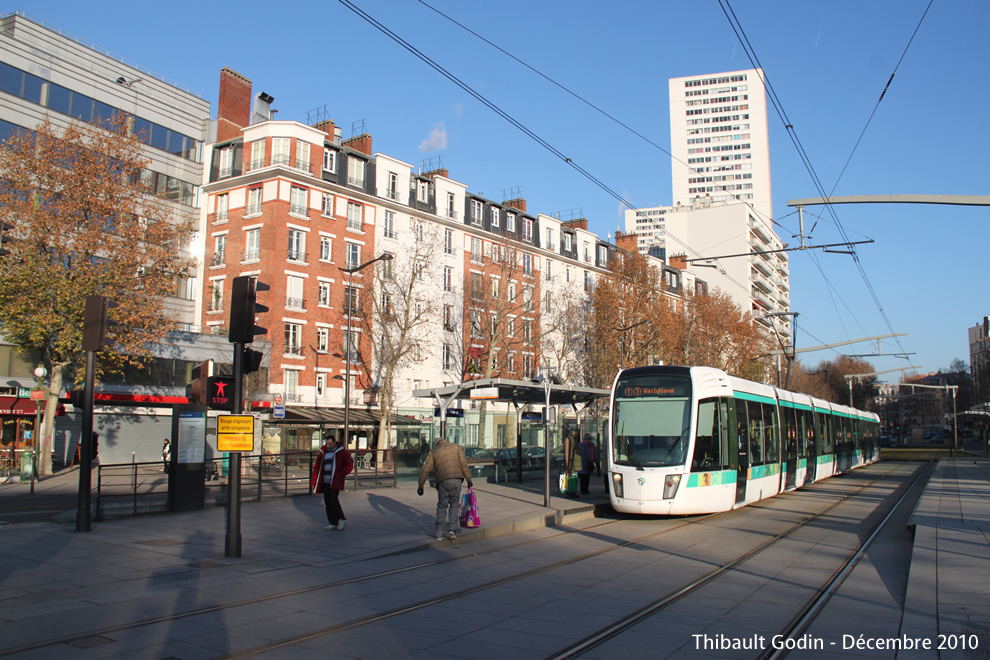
[93, 450, 401, 520]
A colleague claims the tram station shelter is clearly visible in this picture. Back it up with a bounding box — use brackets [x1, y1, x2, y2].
[414, 378, 609, 505]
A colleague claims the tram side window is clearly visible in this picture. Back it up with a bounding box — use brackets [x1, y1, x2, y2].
[819, 412, 833, 455]
[747, 401, 765, 466]
[763, 402, 779, 462]
[692, 398, 725, 471]
[799, 409, 814, 458]
[782, 406, 798, 458]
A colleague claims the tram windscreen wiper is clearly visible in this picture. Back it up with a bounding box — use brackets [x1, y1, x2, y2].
[623, 436, 645, 471]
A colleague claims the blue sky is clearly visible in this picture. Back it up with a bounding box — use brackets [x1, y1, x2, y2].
[19, 0, 988, 382]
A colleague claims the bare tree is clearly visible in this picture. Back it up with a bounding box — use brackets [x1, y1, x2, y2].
[0, 116, 194, 474]
[369, 223, 442, 452]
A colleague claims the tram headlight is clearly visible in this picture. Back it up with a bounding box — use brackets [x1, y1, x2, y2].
[611, 472, 623, 499]
[663, 474, 681, 500]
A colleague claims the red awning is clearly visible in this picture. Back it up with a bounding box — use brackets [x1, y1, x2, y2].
[0, 396, 65, 416]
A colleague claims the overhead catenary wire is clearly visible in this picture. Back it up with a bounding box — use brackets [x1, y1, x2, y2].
[719, 0, 931, 370]
[339, 1, 758, 299]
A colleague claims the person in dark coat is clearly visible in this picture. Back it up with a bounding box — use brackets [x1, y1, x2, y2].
[577, 433, 597, 495]
[310, 437, 354, 530]
[162, 438, 171, 473]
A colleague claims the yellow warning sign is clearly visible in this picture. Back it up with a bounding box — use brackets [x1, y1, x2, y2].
[217, 414, 255, 452]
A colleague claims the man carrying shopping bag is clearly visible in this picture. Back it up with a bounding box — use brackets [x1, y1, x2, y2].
[417, 437, 473, 541]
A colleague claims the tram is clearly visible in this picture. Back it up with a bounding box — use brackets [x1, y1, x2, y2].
[607, 365, 880, 515]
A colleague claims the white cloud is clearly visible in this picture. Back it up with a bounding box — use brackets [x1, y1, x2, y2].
[419, 122, 448, 153]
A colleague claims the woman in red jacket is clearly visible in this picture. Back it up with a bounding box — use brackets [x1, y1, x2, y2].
[310, 437, 354, 530]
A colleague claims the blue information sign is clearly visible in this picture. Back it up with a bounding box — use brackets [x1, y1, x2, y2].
[273, 405, 285, 419]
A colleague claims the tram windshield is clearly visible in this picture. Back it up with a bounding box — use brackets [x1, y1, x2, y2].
[612, 374, 691, 468]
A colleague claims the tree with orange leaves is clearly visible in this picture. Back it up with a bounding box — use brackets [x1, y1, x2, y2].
[0, 116, 195, 475]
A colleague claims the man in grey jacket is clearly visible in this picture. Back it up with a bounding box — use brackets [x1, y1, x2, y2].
[417, 437, 473, 541]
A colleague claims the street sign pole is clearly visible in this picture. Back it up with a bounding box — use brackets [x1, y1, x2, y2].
[225, 341, 244, 558]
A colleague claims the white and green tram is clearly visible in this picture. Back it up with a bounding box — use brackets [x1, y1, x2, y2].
[607, 365, 880, 515]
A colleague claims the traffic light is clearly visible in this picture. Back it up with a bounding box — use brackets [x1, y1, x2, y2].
[207, 375, 236, 411]
[0, 221, 13, 256]
[228, 276, 269, 344]
[243, 348, 263, 374]
[82, 295, 117, 351]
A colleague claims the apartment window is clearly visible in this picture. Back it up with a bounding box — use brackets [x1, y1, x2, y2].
[347, 202, 362, 230]
[442, 344, 454, 371]
[218, 147, 234, 178]
[584, 270, 592, 291]
[213, 235, 226, 265]
[290, 186, 308, 216]
[285, 369, 299, 400]
[244, 228, 261, 261]
[443, 266, 453, 292]
[321, 193, 334, 217]
[545, 259, 554, 281]
[446, 193, 457, 219]
[215, 193, 228, 223]
[318, 281, 331, 306]
[383, 210, 395, 238]
[247, 187, 262, 216]
[286, 275, 304, 309]
[414, 221, 424, 242]
[583, 242, 591, 263]
[284, 323, 302, 356]
[470, 310, 482, 337]
[523, 287, 533, 311]
[523, 320, 532, 342]
[320, 236, 332, 261]
[598, 245, 608, 264]
[471, 272, 483, 300]
[523, 254, 532, 275]
[470, 200, 483, 225]
[417, 180, 429, 203]
[522, 218, 533, 242]
[272, 138, 290, 166]
[490, 206, 499, 228]
[250, 140, 265, 170]
[323, 148, 336, 173]
[564, 233, 572, 251]
[491, 276, 499, 298]
[343, 330, 359, 362]
[443, 305, 455, 331]
[545, 228, 554, 250]
[344, 286, 360, 316]
[507, 352, 516, 374]
[381, 252, 394, 279]
[506, 212, 516, 232]
[471, 237, 483, 263]
[443, 228, 454, 255]
[386, 172, 398, 200]
[508, 282, 516, 301]
[490, 313, 497, 336]
[523, 355, 532, 378]
[316, 372, 328, 397]
[381, 291, 393, 318]
[288, 229, 306, 262]
[347, 157, 365, 187]
[346, 242, 361, 269]
[295, 141, 310, 172]
[508, 318, 515, 337]
[210, 279, 223, 312]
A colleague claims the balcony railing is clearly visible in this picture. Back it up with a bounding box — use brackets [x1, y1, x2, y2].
[214, 210, 228, 223]
[348, 176, 365, 188]
[247, 158, 265, 171]
[246, 203, 262, 216]
[242, 249, 261, 261]
[287, 249, 307, 262]
[384, 229, 397, 239]
[347, 218, 362, 231]
[385, 189, 400, 201]
[289, 203, 308, 216]
[284, 345, 303, 357]
[446, 209, 458, 220]
[218, 166, 233, 179]
[210, 252, 225, 267]
[285, 296, 304, 309]
[444, 245, 455, 255]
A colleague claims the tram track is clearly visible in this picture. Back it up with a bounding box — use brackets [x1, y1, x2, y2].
[0, 510, 712, 658]
[0, 463, 918, 659]
[546, 461, 931, 660]
[216, 463, 915, 658]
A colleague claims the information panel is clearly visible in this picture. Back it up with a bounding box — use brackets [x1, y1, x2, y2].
[177, 410, 206, 464]
[217, 415, 256, 452]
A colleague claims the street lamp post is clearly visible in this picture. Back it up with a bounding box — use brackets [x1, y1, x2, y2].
[340, 253, 393, 491]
